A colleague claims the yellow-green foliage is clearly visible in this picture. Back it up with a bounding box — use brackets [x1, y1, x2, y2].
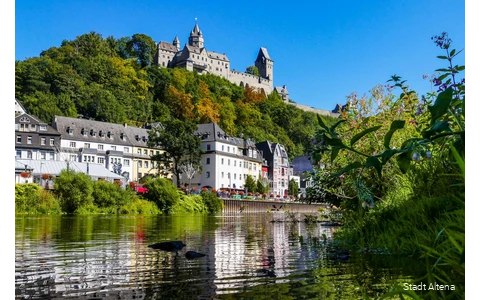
[171, 194, 208, 214]
[15, 183, 61, 214]
[118, 199, 162, 215]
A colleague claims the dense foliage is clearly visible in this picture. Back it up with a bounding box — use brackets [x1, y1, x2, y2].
[15, 31, 337, 159]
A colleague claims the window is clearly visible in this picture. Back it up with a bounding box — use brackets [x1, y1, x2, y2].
[150, 150, 153, 156]
[239, 161, 242, 168]
[144, 149, 147, 155]
[84, 143, 90, 149]
[50, 138, 54, 146]
[137, 149, 141, 154]
[124, 147, 129, 153]
[67, 127, 73, 135]
[81, 128, 87, 136]
[239, 174, 242, 181]
[234, 173, 236, 180]
[234, 160, 236, 167]
[227, 173, 230, 179]
[221, 158, 224, 165]
[228, 159, 230, 166]
[156, 151, 159, 155]
[98, 157, 104, 164]
[27, 136, 32, 144]
[221, 172, 224, 178]
[16, 150, 21, 158]
[144, 161, 148, 168]
[111, 146, 116, 150]
[70, 142, 76, 148]
[207, 144, 211, 151]
[206, 157, 210, 164]
[40, 125, 47, 131]
[41, 152, 46, 160]
[27, 151, 32, 159]
[138, 173, 142, 180]
[222, 145, 224, 151]
[227, 146, 230, 152]
[98, 144, 104, 150]
[90, 129, 96, 137]
[70, 154, 77, 161]
[121, 133, 126, 141]
[16, 135, 21, 143]
[151, 161, 154, 168]
[138, 161, 142, 168]
[206, 171, 210, 178]
[124, 159, 130, 166]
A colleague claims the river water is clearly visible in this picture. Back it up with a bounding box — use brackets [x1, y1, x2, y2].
[15, 213, 425, 299]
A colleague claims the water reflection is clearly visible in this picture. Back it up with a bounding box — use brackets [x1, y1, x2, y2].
[15, 213, 421, 299]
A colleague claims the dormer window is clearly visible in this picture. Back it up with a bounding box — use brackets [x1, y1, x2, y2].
[67, 127, 73, 135]
[142, 136, 147, 142]
[99, 130, 105, 138]
[81, 128, 87, 136]
[40, 125, 47, 131]
[90, 129, 96, 137]
[107, 131, 113, 139]
[135, 135, 139, 141]
[120, 133, 126, 141]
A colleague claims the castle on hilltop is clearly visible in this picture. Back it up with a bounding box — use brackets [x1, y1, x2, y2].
[154, 21, 339, 118]
[154, 21, 275, 95]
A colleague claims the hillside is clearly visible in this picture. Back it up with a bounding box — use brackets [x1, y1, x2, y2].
[15, 31, 339, 159]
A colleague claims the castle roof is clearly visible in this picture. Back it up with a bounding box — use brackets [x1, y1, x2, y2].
[207, 51, 229, 61]
[191, 23, 202, 36]
[157, 41, 178, 52]
[259, 47, 271, 60]
[274, 85, 289, 95]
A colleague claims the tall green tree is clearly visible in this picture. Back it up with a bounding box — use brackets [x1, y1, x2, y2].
[244, 175, 257, 193]
[245, 65, 259, 76]
[147, 118, 203, 188]
[127, 33, 157, 68]
[288, 178, 299, 197]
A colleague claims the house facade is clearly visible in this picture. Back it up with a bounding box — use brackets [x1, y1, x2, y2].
[15, 113, 61, 162]
[189, 123, 262, 191]
[255, 141, 293, 196]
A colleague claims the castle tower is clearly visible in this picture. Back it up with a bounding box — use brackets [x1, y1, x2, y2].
[255, 47, 273, 83]
[173, 34, 180, 51]
[188, 21, 204, 48]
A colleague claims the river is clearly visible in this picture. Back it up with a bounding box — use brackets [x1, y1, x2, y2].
[15, 213, 425, 299]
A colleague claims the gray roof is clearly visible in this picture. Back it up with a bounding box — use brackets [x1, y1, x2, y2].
[274, 86, 289, 95]
[53, 116, 132, 146]
[16, 160, 33, 171]
[195, 123, 243, 146]
[157, 41, 178, 52]
[186, 45, 203, 54]
[207, 51, 229, 61]
[190, 23, 202, 35]
[123, 125, 151, 147]
[16, 159, 124, 180]
[259, 47, 271, 60]
[292, 155, 313, 173]
[16, 113, 61, 136]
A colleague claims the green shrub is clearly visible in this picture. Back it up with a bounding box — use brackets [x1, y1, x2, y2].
[53, 169, 94, 213]
[142, 177, 180, 212]
[118, 199, 162, 214]
[15, 183, 61, 214]
[171, 194, 208, 213]
[201, 191, 224, 213]
[92, 180, 137, 208]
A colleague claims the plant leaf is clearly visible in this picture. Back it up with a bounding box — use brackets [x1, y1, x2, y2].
[428, 87, 453, 125]
[422, 120, 452, 139]
[397, 152, 411, 174]
[330, 119, 346, 132]
[350, 126, 382, 147]
[366, 156, 382, 177]
[331, 148, 340, 163]
[317, 115, 328, 130]
[384, 120, 405, 149]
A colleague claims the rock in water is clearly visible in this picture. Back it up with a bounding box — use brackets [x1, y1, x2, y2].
[148, 241, 186, 252]
[185, 251, 206, 259]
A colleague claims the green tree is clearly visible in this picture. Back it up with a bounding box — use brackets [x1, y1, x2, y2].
[244, 175, 257, 193]
[142, 177, 180, 212]
[127, 33, 157, 68]
[245, 65, 259, 76]
[288, 178, 299, 197]
[147, 118, 203, 187]
[54, 169, 94, 213]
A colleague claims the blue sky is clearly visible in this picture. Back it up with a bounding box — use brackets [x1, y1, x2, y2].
[15, 0, 465, 111]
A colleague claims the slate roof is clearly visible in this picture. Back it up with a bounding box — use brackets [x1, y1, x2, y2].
[53, 116, 132, 146]
[259, 47, 271, 60]
[195, 123, 243, 146]
[207, 51, 229, 61]
[157, 41, 178, 52]
[16, 113, 61, 136]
